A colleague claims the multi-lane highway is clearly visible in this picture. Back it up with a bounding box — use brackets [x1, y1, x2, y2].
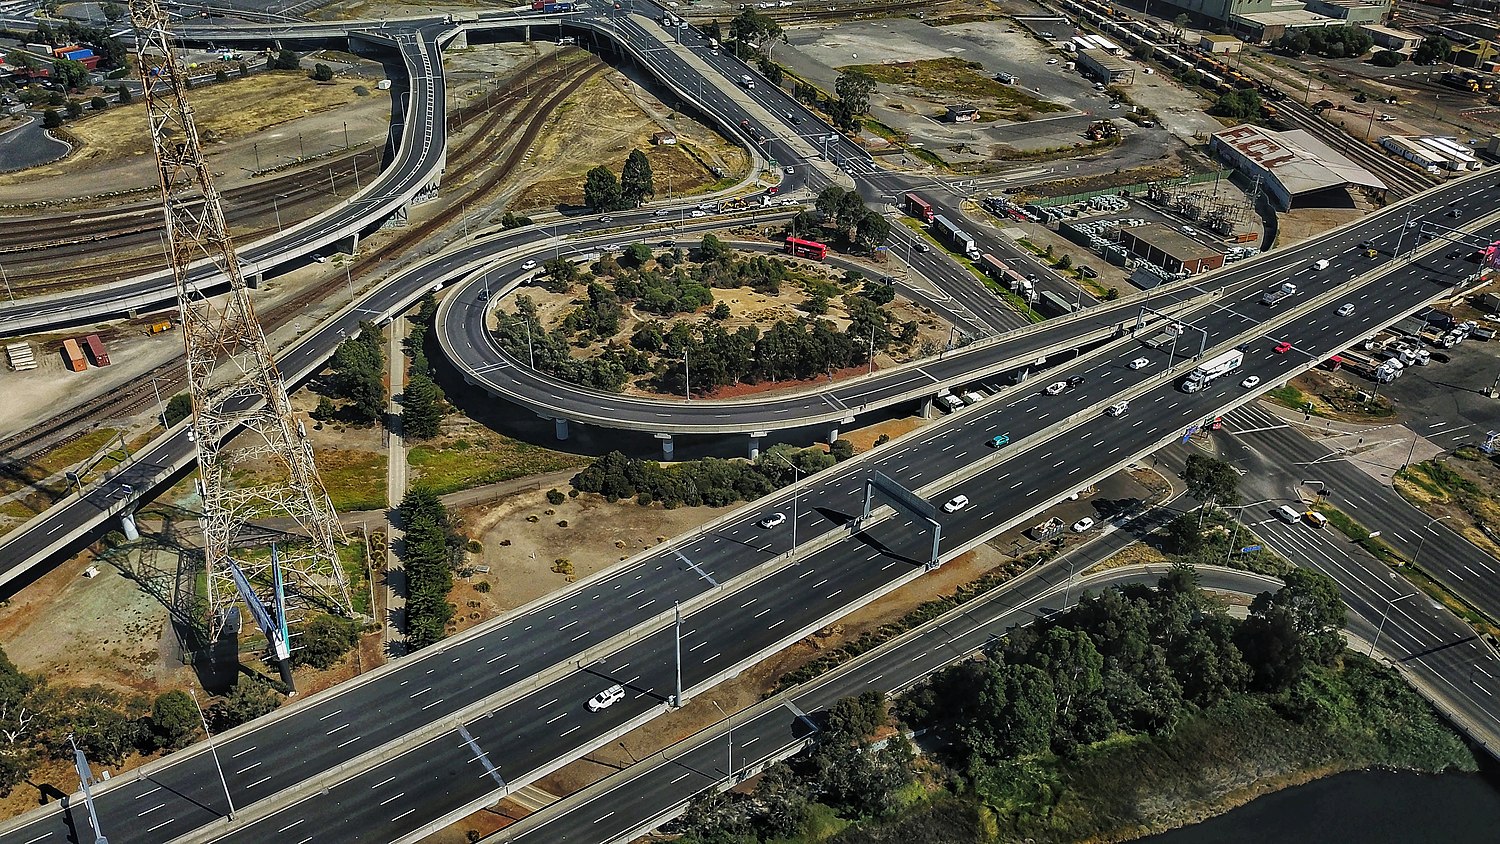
[435, 168, 1500, 435]
[1, 174, 1490, 844]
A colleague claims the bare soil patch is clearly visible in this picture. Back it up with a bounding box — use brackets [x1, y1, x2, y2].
[1274, 206, 1369, 248]
[510, 72, 747, 212]
[842, 57, 1064, 120]
[1395, 452, 1500, 563]
[453, 489, 719, 621]
[0, 72, 379, 188]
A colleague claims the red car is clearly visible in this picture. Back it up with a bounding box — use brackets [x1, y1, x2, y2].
[1273, 341, 1293, 354]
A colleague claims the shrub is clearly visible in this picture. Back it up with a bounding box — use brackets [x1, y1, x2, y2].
[546, 488, 566, 505]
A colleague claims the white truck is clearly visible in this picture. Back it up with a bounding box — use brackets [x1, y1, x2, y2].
[1180, 349, 1244, 392]
[1260, 281, 1297, 307]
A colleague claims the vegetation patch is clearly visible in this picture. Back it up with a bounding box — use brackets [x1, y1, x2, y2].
[407, 432, 585, 497]
[314, 449, 387, 512]
[839, 58, 1063, 117]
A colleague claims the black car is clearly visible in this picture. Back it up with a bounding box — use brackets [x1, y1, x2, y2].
[1067, 375, 1084, 387]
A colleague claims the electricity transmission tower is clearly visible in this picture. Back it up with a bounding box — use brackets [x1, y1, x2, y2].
[129, 0, 353, 648]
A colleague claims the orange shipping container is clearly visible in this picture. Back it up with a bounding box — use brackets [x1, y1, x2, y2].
[61, 338, 87, 372]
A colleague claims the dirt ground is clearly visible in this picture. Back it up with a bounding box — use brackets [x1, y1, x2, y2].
[507, 71, 748, 212]
[453, 489, 719, 621]
[0, 70, 392, 205]
[1274, 205, 1371, 249]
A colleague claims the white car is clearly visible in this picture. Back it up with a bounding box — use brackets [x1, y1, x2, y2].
[1241, 375, 1261, 389]
[654, 208, 671, 217]
[1046, 57, 1059, 64]
[1337, 303, 1355, 317]
[758, 512, 787, 528]
[942, 495, 969, 513]
[1105, 401, 1129, 417]
[588, 684, 626, 712]
[781, 198, 797, 205]
[1128, 358, 1150, 370]
[1072, 517, 1095, 533]
[690, 209, 707, 218]
[784, 166, 795, 174]
[521, 259, 538, 271]
[1044, 381, 1068, 396]
[605, 243, 622, 252]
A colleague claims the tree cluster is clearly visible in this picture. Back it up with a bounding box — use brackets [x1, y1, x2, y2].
[164, 392, 194, 427]
[671, 691, 915, 844]
[272, 48, 301, 71]
[0, 645, 289, 795]
[325, 321, 385, 425]
[1273, 25, 1373, 59]
[1412, 35, 1453, 66]
[294, 614, 361, 670]
[1210, 88, 1264, 121]
[727, 8, 781, 58]
[399, 487, 459, 648]
[401, 295, 446, 440]
[572, 443, 835, 507]
[800, 185, 890, 253]
[491, 243, 910, 396]
[897, 565, 1346, 774]
[310, 62, 335, 82]
[582, 149, 655, 212]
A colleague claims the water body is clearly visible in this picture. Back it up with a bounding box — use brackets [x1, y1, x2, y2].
[1138, 770, 1500, 844]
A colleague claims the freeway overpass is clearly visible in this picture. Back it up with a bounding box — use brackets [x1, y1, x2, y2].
[0, 188, 1492, 844]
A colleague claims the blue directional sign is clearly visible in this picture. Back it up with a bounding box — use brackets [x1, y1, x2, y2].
[1240, 545, 1262, 553]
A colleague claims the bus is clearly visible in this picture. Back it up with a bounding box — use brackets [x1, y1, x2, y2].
[785, 237, 829, 260]
[904, 193, 935, 224]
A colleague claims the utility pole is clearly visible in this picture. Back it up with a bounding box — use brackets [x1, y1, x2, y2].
[69, 735, 109, 844]
[128, 0, 352, 643]
[189, 689, 236, 819]
[673, 602, 684, 707]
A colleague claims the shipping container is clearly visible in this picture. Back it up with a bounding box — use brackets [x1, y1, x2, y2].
[61, 338, 87, 372]
[903, 193, 935, 223]
[83, 333, 110, 367]
[148, 320, 174, 334]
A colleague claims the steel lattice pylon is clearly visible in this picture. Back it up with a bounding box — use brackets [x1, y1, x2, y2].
[130, 0, 352, 640]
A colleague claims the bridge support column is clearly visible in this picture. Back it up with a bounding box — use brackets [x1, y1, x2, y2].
[523, 24, 531, 42]
[748, 432, 766, 460]
[919, 397, 934, 419]
[553, 418, 570, 441]
[449, 28, 468, 49]
[119, 511, 139, 542]
[827, 427, 840, 444]
[657, 433, 675, 462]
[342, 232, 360, 254]
[246, 273, 263, 290]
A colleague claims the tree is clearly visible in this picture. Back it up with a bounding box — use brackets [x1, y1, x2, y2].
[698, 232, 731, 262]
[150, 690, 199, 750]
[400, 486, 456, 648]
[401, 373, 445, 440]
[835, 69, 875, 116]
[41, 109, 62, 130]
[215, 67, 229, 83]
[830, 438, 855, 461]
[295, 614, 360, 669]
[0, 647, 43, 796]
[164, 392, 194, 426]
[1181, 453, 1240, 510]
[211, 679, 281, 731]
[620, 149, 655, 207]
[273, 48, 301, 71]
[1211, 88, 1263, 120]
[1370, 49, 1405, 67]
[311, 62, 334, 82]
[855, 211, 889, 251]
[51, 58, 88, 91]
[238, 61, 250, 77]
[64, 100, 83, 119]
[329, 321, 385, 424]
[117, 86, 132, 105]
[583, 165, 622, 212]
[625, 242, 653, 267]
[101, 1, 125, 22]
[1413, 35, 1453, 66]
[89, 95, 107, 111]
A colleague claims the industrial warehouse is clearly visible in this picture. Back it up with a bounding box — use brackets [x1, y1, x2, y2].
[1209, 123, 1387, 209]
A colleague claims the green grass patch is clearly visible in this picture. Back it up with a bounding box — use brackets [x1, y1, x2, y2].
[339, 541, 372, 617]
[408, 432, 586, 496]
[1403, 459, 1480, 497]
[1266, 384, 1311, 411]
[1313, 503, 1405, 566]
[317, 449, 388, 512]
[840, 57, 1064, 117]
[0, 427, 123, 499]
[908, 147, 948, 169]
[864, 118, 907, 144]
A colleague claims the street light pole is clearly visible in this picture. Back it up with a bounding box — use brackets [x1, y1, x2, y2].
[710, 700, 733, 779]
[189, 689, 236, 820]
[673, 602, 683, 707]
[765, 450, 800, 552]
[1370, 592, 1419, 657]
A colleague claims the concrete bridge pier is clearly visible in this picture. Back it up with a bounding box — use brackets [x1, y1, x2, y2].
[828, 417, 855, 445]
[656, 433, 675, 462]
[341, 232, 360, 255]
[449, 28, 468, 49]
[919, 397, 934, 419]
[748, 432, 767, 460]
[120, 510, 139, 542]
[550, 417, 570, 441]
[523, 24, 531, 42]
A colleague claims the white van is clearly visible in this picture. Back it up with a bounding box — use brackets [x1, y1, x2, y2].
[1312, 259, 1330, 270]
[939, 394, 965, 412]
[1105, 400, 1129, 417]
[1275, 505, 1300, 523]
[741, 75, 755, 89]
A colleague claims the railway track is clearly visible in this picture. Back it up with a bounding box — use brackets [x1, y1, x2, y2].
[0, 51, 577, 293]
[1271, 98, 1438, 197]
[0, 53, 605, 479]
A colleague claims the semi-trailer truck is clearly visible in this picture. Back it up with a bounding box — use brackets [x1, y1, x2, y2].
[1180, 349, 1243, 392]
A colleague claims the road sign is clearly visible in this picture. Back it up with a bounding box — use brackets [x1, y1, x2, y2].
[1239, 545, 1262, 553]
[1182, 423, 1201, 443]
